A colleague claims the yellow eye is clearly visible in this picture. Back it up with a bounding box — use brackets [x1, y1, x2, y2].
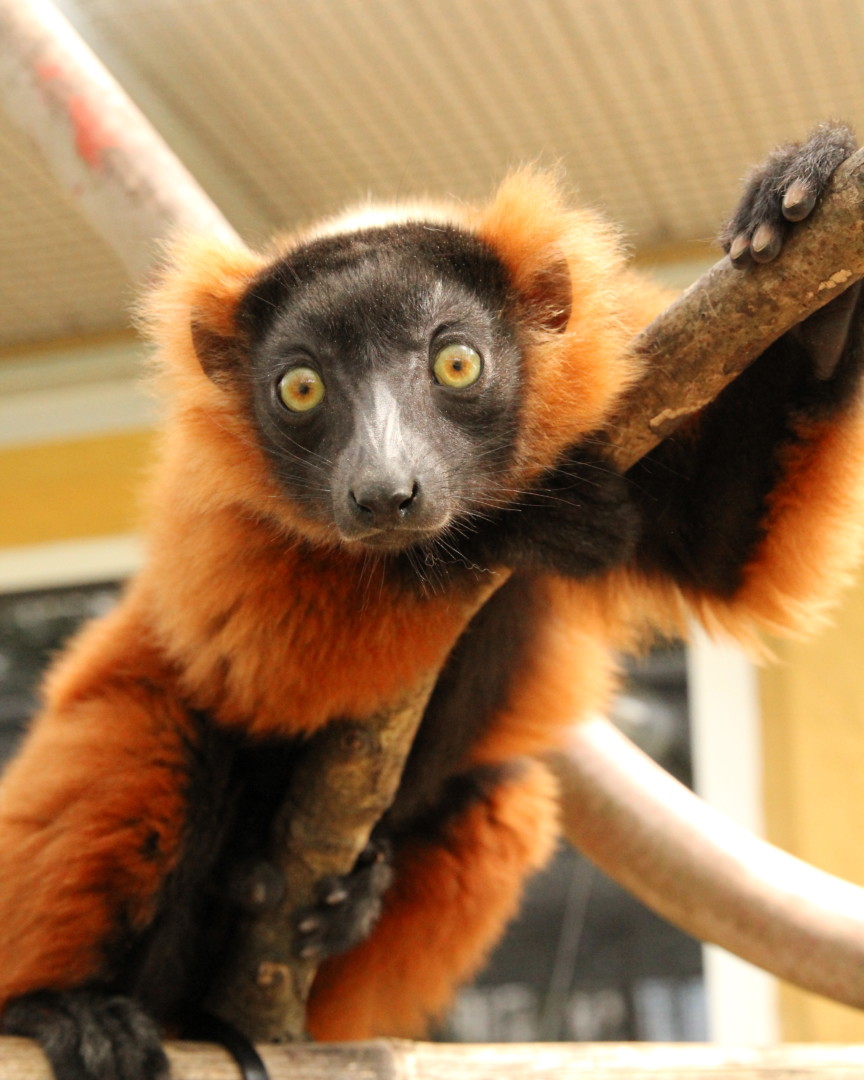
[432, 344, 483, 389]
[278, 366, 325, 412]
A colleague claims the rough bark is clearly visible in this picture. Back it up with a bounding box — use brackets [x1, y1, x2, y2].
[605, 146, 864, 470]
[203, 680, 442, 1041]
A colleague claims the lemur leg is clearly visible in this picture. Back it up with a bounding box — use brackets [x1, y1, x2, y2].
[0, 615, 196, 1080]
[0, 677, 192, 1008]
[305, 757, 559, 1040]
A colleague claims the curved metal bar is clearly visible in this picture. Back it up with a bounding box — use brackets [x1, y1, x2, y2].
[550, 714, 864, 1008]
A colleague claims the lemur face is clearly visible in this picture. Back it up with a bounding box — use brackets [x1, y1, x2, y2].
[240, 223, 525, 552]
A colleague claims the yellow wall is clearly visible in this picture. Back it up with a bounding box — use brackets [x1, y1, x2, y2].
[762, 579, 864, 1040]
[1, 430, 156, 546]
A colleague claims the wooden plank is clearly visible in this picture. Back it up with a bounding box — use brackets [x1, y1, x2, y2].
[5, 1038, 864, 1080]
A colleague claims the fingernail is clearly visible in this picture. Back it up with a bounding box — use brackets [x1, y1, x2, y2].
[729, 233, 750, 262]
[750, 224, 781, 262]
[783, 180, 816, 221]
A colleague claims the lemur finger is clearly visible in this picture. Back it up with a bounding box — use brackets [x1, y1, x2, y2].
[750, 223, 783, 263]
[778, 122, 857, 222]
[228, 859, 285, 914]
[323, 884, 349, 905]
[728, 232, 751, 265]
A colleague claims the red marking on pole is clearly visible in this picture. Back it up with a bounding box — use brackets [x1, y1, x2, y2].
[36, 60, 64, 83]
[67, 94, 119, 169]
[34, 59, 118, 169]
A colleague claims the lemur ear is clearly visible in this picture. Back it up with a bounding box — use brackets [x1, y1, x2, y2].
[190, 315, 244, 386]
[147, 233, 267, 387]
[190, 276, 262, 387]
[194, 263, 295, 386]
[515, 248, 572, 334]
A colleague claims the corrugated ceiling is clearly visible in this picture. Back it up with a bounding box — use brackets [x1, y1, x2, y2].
[3, 0, 864, 349]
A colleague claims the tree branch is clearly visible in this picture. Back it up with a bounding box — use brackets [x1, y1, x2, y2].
[203, 679, 443, 1041]
[207, 147, 864, 1040]
[607, 145, 864, 470]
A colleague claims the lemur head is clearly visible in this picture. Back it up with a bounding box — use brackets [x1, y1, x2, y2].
[148, 171, 639, 554]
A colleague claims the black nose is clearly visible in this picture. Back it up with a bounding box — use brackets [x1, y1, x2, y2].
[350, 480, 420, 527]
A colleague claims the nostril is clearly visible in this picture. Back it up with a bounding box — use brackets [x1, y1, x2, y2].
[350, 489, 372, 517]
[398, 481, 420, 513]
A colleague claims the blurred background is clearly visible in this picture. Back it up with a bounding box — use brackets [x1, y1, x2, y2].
[3, 0, 864, 1046]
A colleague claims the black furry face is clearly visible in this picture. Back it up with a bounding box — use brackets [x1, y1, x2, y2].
[239, 223, 524, 554]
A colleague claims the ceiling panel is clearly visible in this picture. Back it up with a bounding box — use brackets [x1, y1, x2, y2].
[3, 0, 864, 349]
[0, 108, 134, 347]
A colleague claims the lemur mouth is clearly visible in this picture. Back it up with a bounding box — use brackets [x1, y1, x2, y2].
[348, 526, 444, 553]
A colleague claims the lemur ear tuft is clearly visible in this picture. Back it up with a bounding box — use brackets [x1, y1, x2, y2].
[472, 169, 579, 335]
[516, 248, 572, 334]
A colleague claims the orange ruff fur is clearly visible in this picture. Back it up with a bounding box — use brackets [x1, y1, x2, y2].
[0, 168, 863, 1045]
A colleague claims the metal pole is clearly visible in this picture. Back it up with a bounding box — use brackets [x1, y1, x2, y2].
[0, 0, 238, 280]
[552, 716, 864, 1012]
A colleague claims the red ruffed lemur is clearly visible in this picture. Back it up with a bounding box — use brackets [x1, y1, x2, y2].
[2, 123, 864, 1080]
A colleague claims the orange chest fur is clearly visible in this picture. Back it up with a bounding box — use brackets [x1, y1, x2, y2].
[150, 541, 497, 738]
